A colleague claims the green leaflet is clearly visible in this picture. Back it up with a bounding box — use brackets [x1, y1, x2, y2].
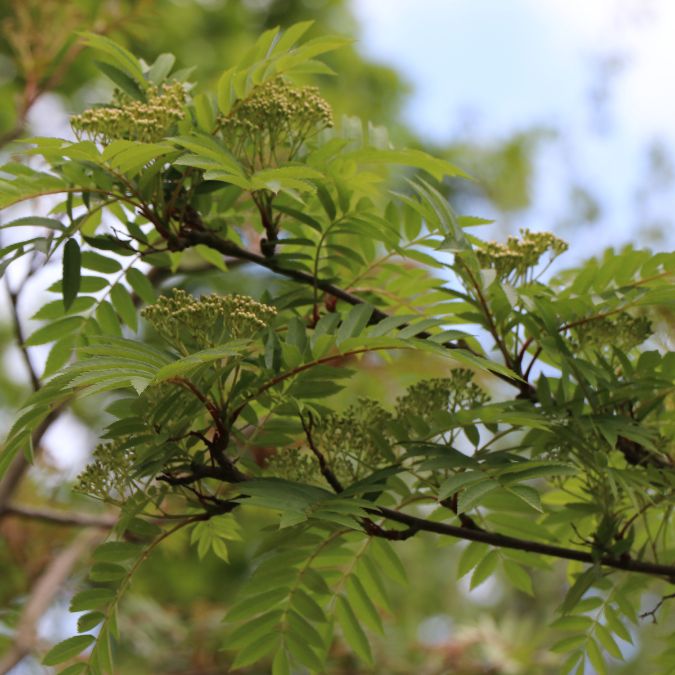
[336, 303, 374, 344]
[151, 342, 250, 382]
[42, 635, 96, 667]
[335, 595, 372, 665]
[79, 32, 145, 84]
[344, 147, 469, 181]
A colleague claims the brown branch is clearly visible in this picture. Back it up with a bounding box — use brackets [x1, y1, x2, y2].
[168, 377, 223, 431]
[2, 503, 117, 528]
[375, 506, 675, 580]
[160, 453, 675, 578]
[523, 345, 542, 381]
[516, 336, 535, 369]
[0, 528, 109, 674]
[5, 277, 41, 393]
[179, 229, 675, 472]
[298, 416, 419, 540]
[300, 412, 344, 494]
[440, 494, 483, 531]
[185, 230, 392, 321]
[158, 463, 247, 486]
[159, 410, 675, 579]
[167, 377, 240, 474]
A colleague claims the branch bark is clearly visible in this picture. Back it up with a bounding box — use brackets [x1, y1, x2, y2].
[0, 528, 109, 675]
[376, 506, 675, 580]
[157, 458, 675, 581]
[2, 504, 118, 528]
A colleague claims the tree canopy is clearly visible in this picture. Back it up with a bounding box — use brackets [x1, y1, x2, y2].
[1, 16, 674, 675]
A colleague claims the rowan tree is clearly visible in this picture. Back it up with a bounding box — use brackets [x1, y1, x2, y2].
[1, 22, 674, 675]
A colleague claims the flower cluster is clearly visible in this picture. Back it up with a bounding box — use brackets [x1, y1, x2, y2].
[76, 438, 136, 501]
[265, 446, 322, 484]
[71, 82, 186, 144]
[266, 371, 490, 484]
[142, 288, 276, 351]
[476, 229, 568, 280]
[395, 370, 490, 433]
[573, 312, 652, 352]
[219, 77, 333, 168]
[314, 400, 394, 482]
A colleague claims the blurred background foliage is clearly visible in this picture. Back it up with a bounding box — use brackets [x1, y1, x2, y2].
[0, 1, 672, 673]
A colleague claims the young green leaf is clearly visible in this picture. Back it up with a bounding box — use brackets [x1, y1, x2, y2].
[336, 304, 374, 344]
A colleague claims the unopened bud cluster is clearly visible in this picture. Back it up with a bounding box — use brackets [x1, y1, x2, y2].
[265, 446, 322, 483]
[268, 371, 489, 484]
[573, 312, 651, 351]
[76, 438, 136, 501]
[219, 77, 333, 168]
[71, 82, 186, 144]
[476, 229, 568, 280]
[315, 400, 394, 482]
[395, 370, 490, 435]
[142, 288, 276, 350]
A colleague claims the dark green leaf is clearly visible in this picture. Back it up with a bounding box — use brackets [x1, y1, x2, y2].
[230, 632, 279, 669]
[89, 562, 127, 582]
[457, 542, 488, 579]
[110, 284, 138, 331]
[77, 612, 105, 633]
[81, 251, 122, 274]
[285, 632, 324, 671]
[457, 479, 499, 513]
[560, 566, 601, 614]
[62, 238, 81, 310]
[95, 61, 145, 100]
[42, 635, 96, 666]
[70, 588, 115, 612]
[470, 550, 499, 589]
[335, 595, 372, 665]
[336, 304, 374, 344]
[92, 541, 143, 563]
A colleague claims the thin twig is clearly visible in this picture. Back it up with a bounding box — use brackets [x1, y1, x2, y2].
[639, 592, 675, 623]
[4, 277, 40, 392]
[301, 413, 344, 493]
[300, 414, 418, 540]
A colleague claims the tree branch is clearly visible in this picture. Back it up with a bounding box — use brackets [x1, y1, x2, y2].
[375, 506, 675, 580]
[4, 276, 41, 393]
[297, 416, 419, 540]
[0, 528, 109, 674]
[2, 503, 118, 528]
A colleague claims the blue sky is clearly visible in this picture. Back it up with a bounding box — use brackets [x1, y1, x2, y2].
[352, 0, 675, 255]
